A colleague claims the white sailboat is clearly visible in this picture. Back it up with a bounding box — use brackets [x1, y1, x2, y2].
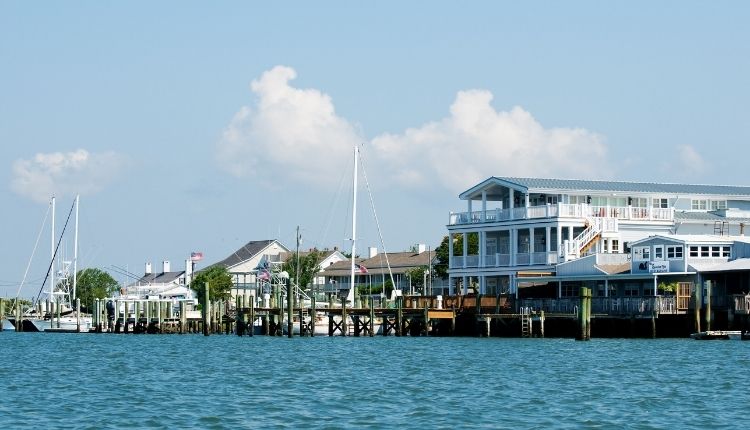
[18, 195, 92, 332]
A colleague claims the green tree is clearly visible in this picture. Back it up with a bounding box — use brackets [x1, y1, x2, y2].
[282, 249, 322, 291]
[75, 268, 120, 311]
[191, 265, 233, 308]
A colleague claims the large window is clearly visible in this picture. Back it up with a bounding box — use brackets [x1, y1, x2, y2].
[667, 246, 683, 259]
[653, 198, 669, 208]
[691, 200, 708, 210]
[710, 200, 728, 210]
[633, 246, 650, 261]
[692, 199, 727, 211]
[631, 197, 648, 207]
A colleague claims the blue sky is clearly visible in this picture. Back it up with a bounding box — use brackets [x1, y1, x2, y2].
[1, 2, 749, 297]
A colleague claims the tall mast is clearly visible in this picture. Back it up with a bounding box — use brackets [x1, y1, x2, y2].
[347, 146, 358, 304]
[73, 194, 79, 301]
[50, 196, 55, 300]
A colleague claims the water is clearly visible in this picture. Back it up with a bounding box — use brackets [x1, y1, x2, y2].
[1, 333, 747, 429]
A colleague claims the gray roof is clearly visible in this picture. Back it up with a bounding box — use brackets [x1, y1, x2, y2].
[461, 177, 750, 199]
[675, 211, 750, 223]
[130, 271, 184, 287]
[212, 240, 278, 269]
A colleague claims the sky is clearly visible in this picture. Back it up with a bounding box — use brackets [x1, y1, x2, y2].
[1, 1, 749, 297]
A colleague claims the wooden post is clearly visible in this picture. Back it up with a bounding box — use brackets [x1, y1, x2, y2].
[341, 295, 348, 336]
[694, 285, 701, 334]
[585, 288, 592, 340]
[370, 297, 375, 337]
[310, 295, 316, 337]
[56, 297, 62, 329]
[396, 296, 403, 337]
[651, 310, 657, 339]
[539, 310, 545, 338]
[16, 304, 22, 332]
[249, 299, 255, 337]
[287, 277, 293, 338]
[705, 280, 712, 332]
[1, 298, 5, 332]
[203, 282, 210, 336]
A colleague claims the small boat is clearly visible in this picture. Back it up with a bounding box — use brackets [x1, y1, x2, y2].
[690, 330, 744, 340]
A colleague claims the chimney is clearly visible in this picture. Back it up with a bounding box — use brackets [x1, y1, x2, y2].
[163, 260, 171, 273]
[368, 247, 378, 258]
[145, 262, 152, 275]
[417, 244, 426, 253]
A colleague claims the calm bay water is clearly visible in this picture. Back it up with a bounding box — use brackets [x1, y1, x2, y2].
[1, 333, 747, 429]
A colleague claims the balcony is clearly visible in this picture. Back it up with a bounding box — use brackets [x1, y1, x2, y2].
[449, 203, 674, 226]
[450, 252, 557, 269]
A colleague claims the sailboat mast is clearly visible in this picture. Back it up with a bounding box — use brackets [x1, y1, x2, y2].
[73, 194, 79, 301]
[348, 146, 358, 304]
[50, 196, 55, 302]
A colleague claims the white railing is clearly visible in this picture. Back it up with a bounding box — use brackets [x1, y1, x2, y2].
[516, 253, 530, 265]
[451, 256, 464, 268]
[519, 296, 680, 315]
[465, 255, 479, 267]
[532, 252, 548, 265]
[449, 203, 674, 225]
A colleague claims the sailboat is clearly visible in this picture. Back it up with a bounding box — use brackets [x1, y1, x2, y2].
[8, 195, 92, 332]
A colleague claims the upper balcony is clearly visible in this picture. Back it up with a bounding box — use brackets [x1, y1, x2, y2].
[448, 203, 674, 226]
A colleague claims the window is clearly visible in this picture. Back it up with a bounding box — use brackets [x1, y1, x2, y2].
[569, 195, 587, 205]
[561, 285, 580, 297]
[689, 246, 699, 257]
[611, 240, 620, 253]
[723, 246, 732, 258]
[652, 198, 669, 208]
[634, 246, 650, 261]
[654, 246, 664, 260]
[691, 200, 708, 210]
[624, 284, 640, 297]
[710, 200, 727, 210]
[631, 197, 648, 207]
[701, 246, 710, 257]
[711, 246, 721, 257]
[667, 246, 683, 259]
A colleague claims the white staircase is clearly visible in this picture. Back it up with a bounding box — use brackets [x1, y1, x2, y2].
[563, 217, 618, 261]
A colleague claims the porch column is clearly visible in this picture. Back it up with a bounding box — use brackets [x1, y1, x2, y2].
[556, 225, 562, 255]
[481, 191, 487, 222]
[510, 228, 517, 266]
[605, 279, 609, 298]
[467, 199, 473, 220]
[509, 189, 515, 220]
[479, 231, 486, 268]
[462, 276, 468, 295]
[653, 275, 658, 296]
[462, 232, 468, 269]
[545, 226, 551, 255]
[558, 281, 562, 298]
[448, 276, 454, 295]
[480, 275, 486, 294]
[568, 225, 574, 242]
[525, 193, 530, 208]
[448, 233, 454, 270]
[529, 227, 535, 262]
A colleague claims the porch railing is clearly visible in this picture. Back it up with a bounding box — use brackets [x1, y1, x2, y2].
[518, 296, 681, 316]
[449, 203, 674, 226]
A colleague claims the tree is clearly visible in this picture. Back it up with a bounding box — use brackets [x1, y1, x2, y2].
[75, 268, 119, 312]
[191, 265, 233, 308]
[405, 266, 429, 293]
[282, 249, 322, 291]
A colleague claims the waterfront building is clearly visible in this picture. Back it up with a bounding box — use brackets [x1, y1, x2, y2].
[447, 177, 750, 311]
[123, 260, 194, 300]
[208, 239, 290, 291]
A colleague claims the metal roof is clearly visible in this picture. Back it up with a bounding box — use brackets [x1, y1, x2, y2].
[211, 240, 284, 270]
[461, 177, 750, 199]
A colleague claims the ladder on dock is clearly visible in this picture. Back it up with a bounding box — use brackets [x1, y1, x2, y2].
[520, 307, 531, 338]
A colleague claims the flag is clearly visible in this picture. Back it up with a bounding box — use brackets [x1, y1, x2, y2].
[355, 264, 368, 274]
[257, 270, 270, 280]
[190, 252, 203, 261]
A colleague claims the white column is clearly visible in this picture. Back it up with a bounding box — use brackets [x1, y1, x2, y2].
[529, 227, 535, 259]
[605, 279, 609, 297]
[556, 225, 562, 255]
[545, 226, 551, 256]
[568, 225, 574, 242]
[510, 228, 517, 266]
[462, 232, 468, 268]
[479, 231, 486, 267]
[467, 199, 473, 220]
[462, 276, 468, 295]
[481, 191, 487, 222]
[448, 233, 454, 272]
[525, 193, 530, 208]
[480, 275, 486, 294]
[653, 275, 658, 296]
[509, 189, 515, 220]
[558, 281, 562, 298]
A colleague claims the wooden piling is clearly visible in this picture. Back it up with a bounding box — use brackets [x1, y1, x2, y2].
[310, 296, 316, 337]
[287, 277, 293, 338]
[341, 295, 348, 336]
[694, 287, 701, 334]
[203, 282, 210, 336]
[396, 296, 403, 337]
[705, 280, 712, 332]
[576, 287, 591, 341]
[369, 297, 375, 337]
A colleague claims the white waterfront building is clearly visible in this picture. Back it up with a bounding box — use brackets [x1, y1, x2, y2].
[446, 177, 750, 307]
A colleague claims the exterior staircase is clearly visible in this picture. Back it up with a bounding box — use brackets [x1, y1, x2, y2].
[563, 217, 618, 261]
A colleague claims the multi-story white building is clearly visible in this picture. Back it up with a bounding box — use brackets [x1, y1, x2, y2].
[447, 177, 750, 301]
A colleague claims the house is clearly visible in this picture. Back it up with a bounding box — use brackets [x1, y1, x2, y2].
[320, 245, 437, 296]
[206, 239, 290, 290]
[447, 176, 750, 303]
[279, 248, 347, 289]
[123, 260, 194, 300]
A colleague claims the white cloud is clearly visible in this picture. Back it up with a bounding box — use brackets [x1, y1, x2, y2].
[218, 66, 609, 193]
[677, 144, 706, 173]
[216, 65, 362, 186]
[371, 90, 609, 192]
[11, 149, 127, 203]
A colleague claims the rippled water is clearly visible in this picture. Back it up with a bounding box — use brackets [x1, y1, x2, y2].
[1, 333, 747, 429]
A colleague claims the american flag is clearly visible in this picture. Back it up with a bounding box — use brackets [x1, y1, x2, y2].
[190, 252, 203, 261]
[355, 264, 368, 274]
[257, 270, 270, 280]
